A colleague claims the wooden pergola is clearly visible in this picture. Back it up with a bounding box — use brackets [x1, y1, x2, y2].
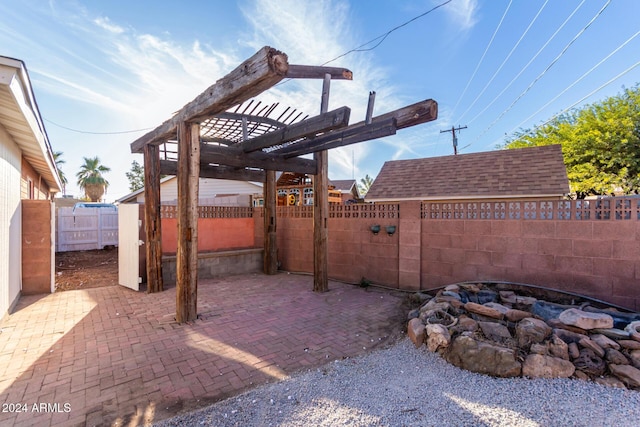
[130, 46, 437, 323]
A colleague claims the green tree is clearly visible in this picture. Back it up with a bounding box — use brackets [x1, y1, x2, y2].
[76, 156, 110, 202]
[53, 151, 68, 195]
[503, 85, 640, 198]
[125, 160, 145, 192]
[358, 174, 374, 196]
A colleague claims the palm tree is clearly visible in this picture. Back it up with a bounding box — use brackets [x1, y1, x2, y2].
[76, 156, 110, 202]
[359, 174, 374, 197]
[53, 151, 68, 195]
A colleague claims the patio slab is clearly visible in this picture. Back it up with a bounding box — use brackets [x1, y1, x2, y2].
[0, 273, 407, 426]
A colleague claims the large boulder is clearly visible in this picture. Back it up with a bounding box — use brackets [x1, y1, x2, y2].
[522, 354, 575, 379]
[445, 335, 521, 378]
[516, 318, 552, 348]
[558, 308, 614, 330]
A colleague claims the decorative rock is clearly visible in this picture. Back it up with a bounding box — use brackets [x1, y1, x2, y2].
[514, 296, 537, 309]
[454, 316, 478, 333]
[605, 348, 629, 365]
[558, 308, 614, 330]
[578, 337, 605, 358]
[590, 334, 620, 350]
[553, 328, 587, 345]
[478, 321, 512, 343]
[573, 370, 590, 381]
[546, 318, 588, 335]
[407, 309, 420, 320]
[421, 309, 458, 328]
[548, 334, 569, 360]
[464, 302, 503, 320]
[629, 350, 640, 369]
[444, 335, 521, 378]
[442, 291, 461, 300]
[625, 321, 640, 342]
[407, 318, 425, 348]
[594, 376, 626, 389]
[516, 318, 552, 348]
[477, 290, 499, 304]
[483, 302, 510, 314]
[410, 292, 433, 304]
[590, 328, 630, 340]
[573, 348, 606, 376]
[421, 299, 451, 313]
[568, 342, 580, 360]
[619, 340, 640, 350]
[505, 309, 531, 323]
[499, 291, 517, 305]
[434, 296, 465, 309]
[531, 300, 572, 322]
[583, 306, 640, 329]
[609, 364, 640, 388]
[444, 284, 460, 293]
[530, 343, 547, 355]
[459, 283, 481, 293]
[425, 324, 451, 352]
[522, 354, 575, 379]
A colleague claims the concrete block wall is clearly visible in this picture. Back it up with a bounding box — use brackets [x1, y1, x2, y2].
[21, 200, 54, 294]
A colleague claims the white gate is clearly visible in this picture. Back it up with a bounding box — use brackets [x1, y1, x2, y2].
[118, 204, 142, 291]
[57, 207, 118, 252]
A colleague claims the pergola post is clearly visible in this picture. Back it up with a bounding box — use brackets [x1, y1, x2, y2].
[263, 170, 277, 274]
[313, 74, 331, 292]
[143, 144, 163, 293]
[176, 121, 200, 323]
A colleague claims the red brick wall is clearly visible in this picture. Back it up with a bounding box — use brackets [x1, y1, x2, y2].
[161, 217, 255, 254]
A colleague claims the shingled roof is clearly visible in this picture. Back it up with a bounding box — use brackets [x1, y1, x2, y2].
[365, 145, 569, 202]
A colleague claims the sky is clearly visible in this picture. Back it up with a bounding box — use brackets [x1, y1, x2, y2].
[1, 0, 639, 202]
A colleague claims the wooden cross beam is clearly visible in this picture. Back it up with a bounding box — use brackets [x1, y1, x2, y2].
[131, 46, 289, 153]
[271, 99, 438, 157]
[200, 144, 317, 174]
[236, 106, 351, 153]
[159, 160, 266, 182]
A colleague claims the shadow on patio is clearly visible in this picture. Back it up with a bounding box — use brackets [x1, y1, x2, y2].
[0, 273, 408, 426]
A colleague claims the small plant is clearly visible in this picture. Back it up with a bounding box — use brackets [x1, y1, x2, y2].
[359, 277, 371, 288]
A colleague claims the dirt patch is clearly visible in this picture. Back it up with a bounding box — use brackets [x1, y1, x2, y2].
[55, 248, 118, 291]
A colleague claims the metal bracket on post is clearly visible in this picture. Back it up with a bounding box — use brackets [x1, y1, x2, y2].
[365, 91, 376, 124]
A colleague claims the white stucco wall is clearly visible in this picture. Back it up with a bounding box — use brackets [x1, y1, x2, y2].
[0, 123, 22, 318]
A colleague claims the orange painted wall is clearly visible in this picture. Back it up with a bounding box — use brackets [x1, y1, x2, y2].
[162, 217, 255, 254]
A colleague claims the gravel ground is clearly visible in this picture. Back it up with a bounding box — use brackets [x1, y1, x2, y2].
[154, 338, 640, 427]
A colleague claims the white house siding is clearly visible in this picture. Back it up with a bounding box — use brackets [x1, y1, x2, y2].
[0, 124, 22, 318]
[142, 178, 262, 204]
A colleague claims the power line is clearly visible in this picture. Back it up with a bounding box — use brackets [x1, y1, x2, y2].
[513, 59, 640, 141]
[440, 125, 467, 155]
[456, 0, 549, 124]
[507, 27, 640, 137]
[451, 0, 513, 117]
[320, 0, 454, 66]
[465, 0, 586, 126]
[462, 0, 612, 151]
[44, 118, 153, 135]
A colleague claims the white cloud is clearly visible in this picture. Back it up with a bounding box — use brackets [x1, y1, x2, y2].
[442, 0, 478, 31]
[93, 16, 125, 34]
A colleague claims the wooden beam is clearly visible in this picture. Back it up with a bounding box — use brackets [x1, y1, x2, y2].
[236, 106, 351, 153]
[263, 170, 277, 275]
[314, 73, 331, 293]
[375, 98, 437, 130]
[286, 65, 353, 80]
[175, 122, 200, 323]
[278, 118, 397, 158]
[143, 144, 163, 293]
[200, 144, 317, 174]
[160, 160, 266, 182]
[131, 46, 289, 153]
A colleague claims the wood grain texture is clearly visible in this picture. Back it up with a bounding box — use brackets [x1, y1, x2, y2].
[160, 160, 266, 182]
[263, 170, 277, 275]
[143, 144, 163, 293]
[200, 144, 317, 174]
[131, 46, 289, 153]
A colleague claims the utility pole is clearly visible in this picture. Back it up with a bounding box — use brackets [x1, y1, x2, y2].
[440, 125, 467, 155]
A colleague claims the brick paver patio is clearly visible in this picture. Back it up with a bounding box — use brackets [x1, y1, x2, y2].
[0, 273, 407, 426]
